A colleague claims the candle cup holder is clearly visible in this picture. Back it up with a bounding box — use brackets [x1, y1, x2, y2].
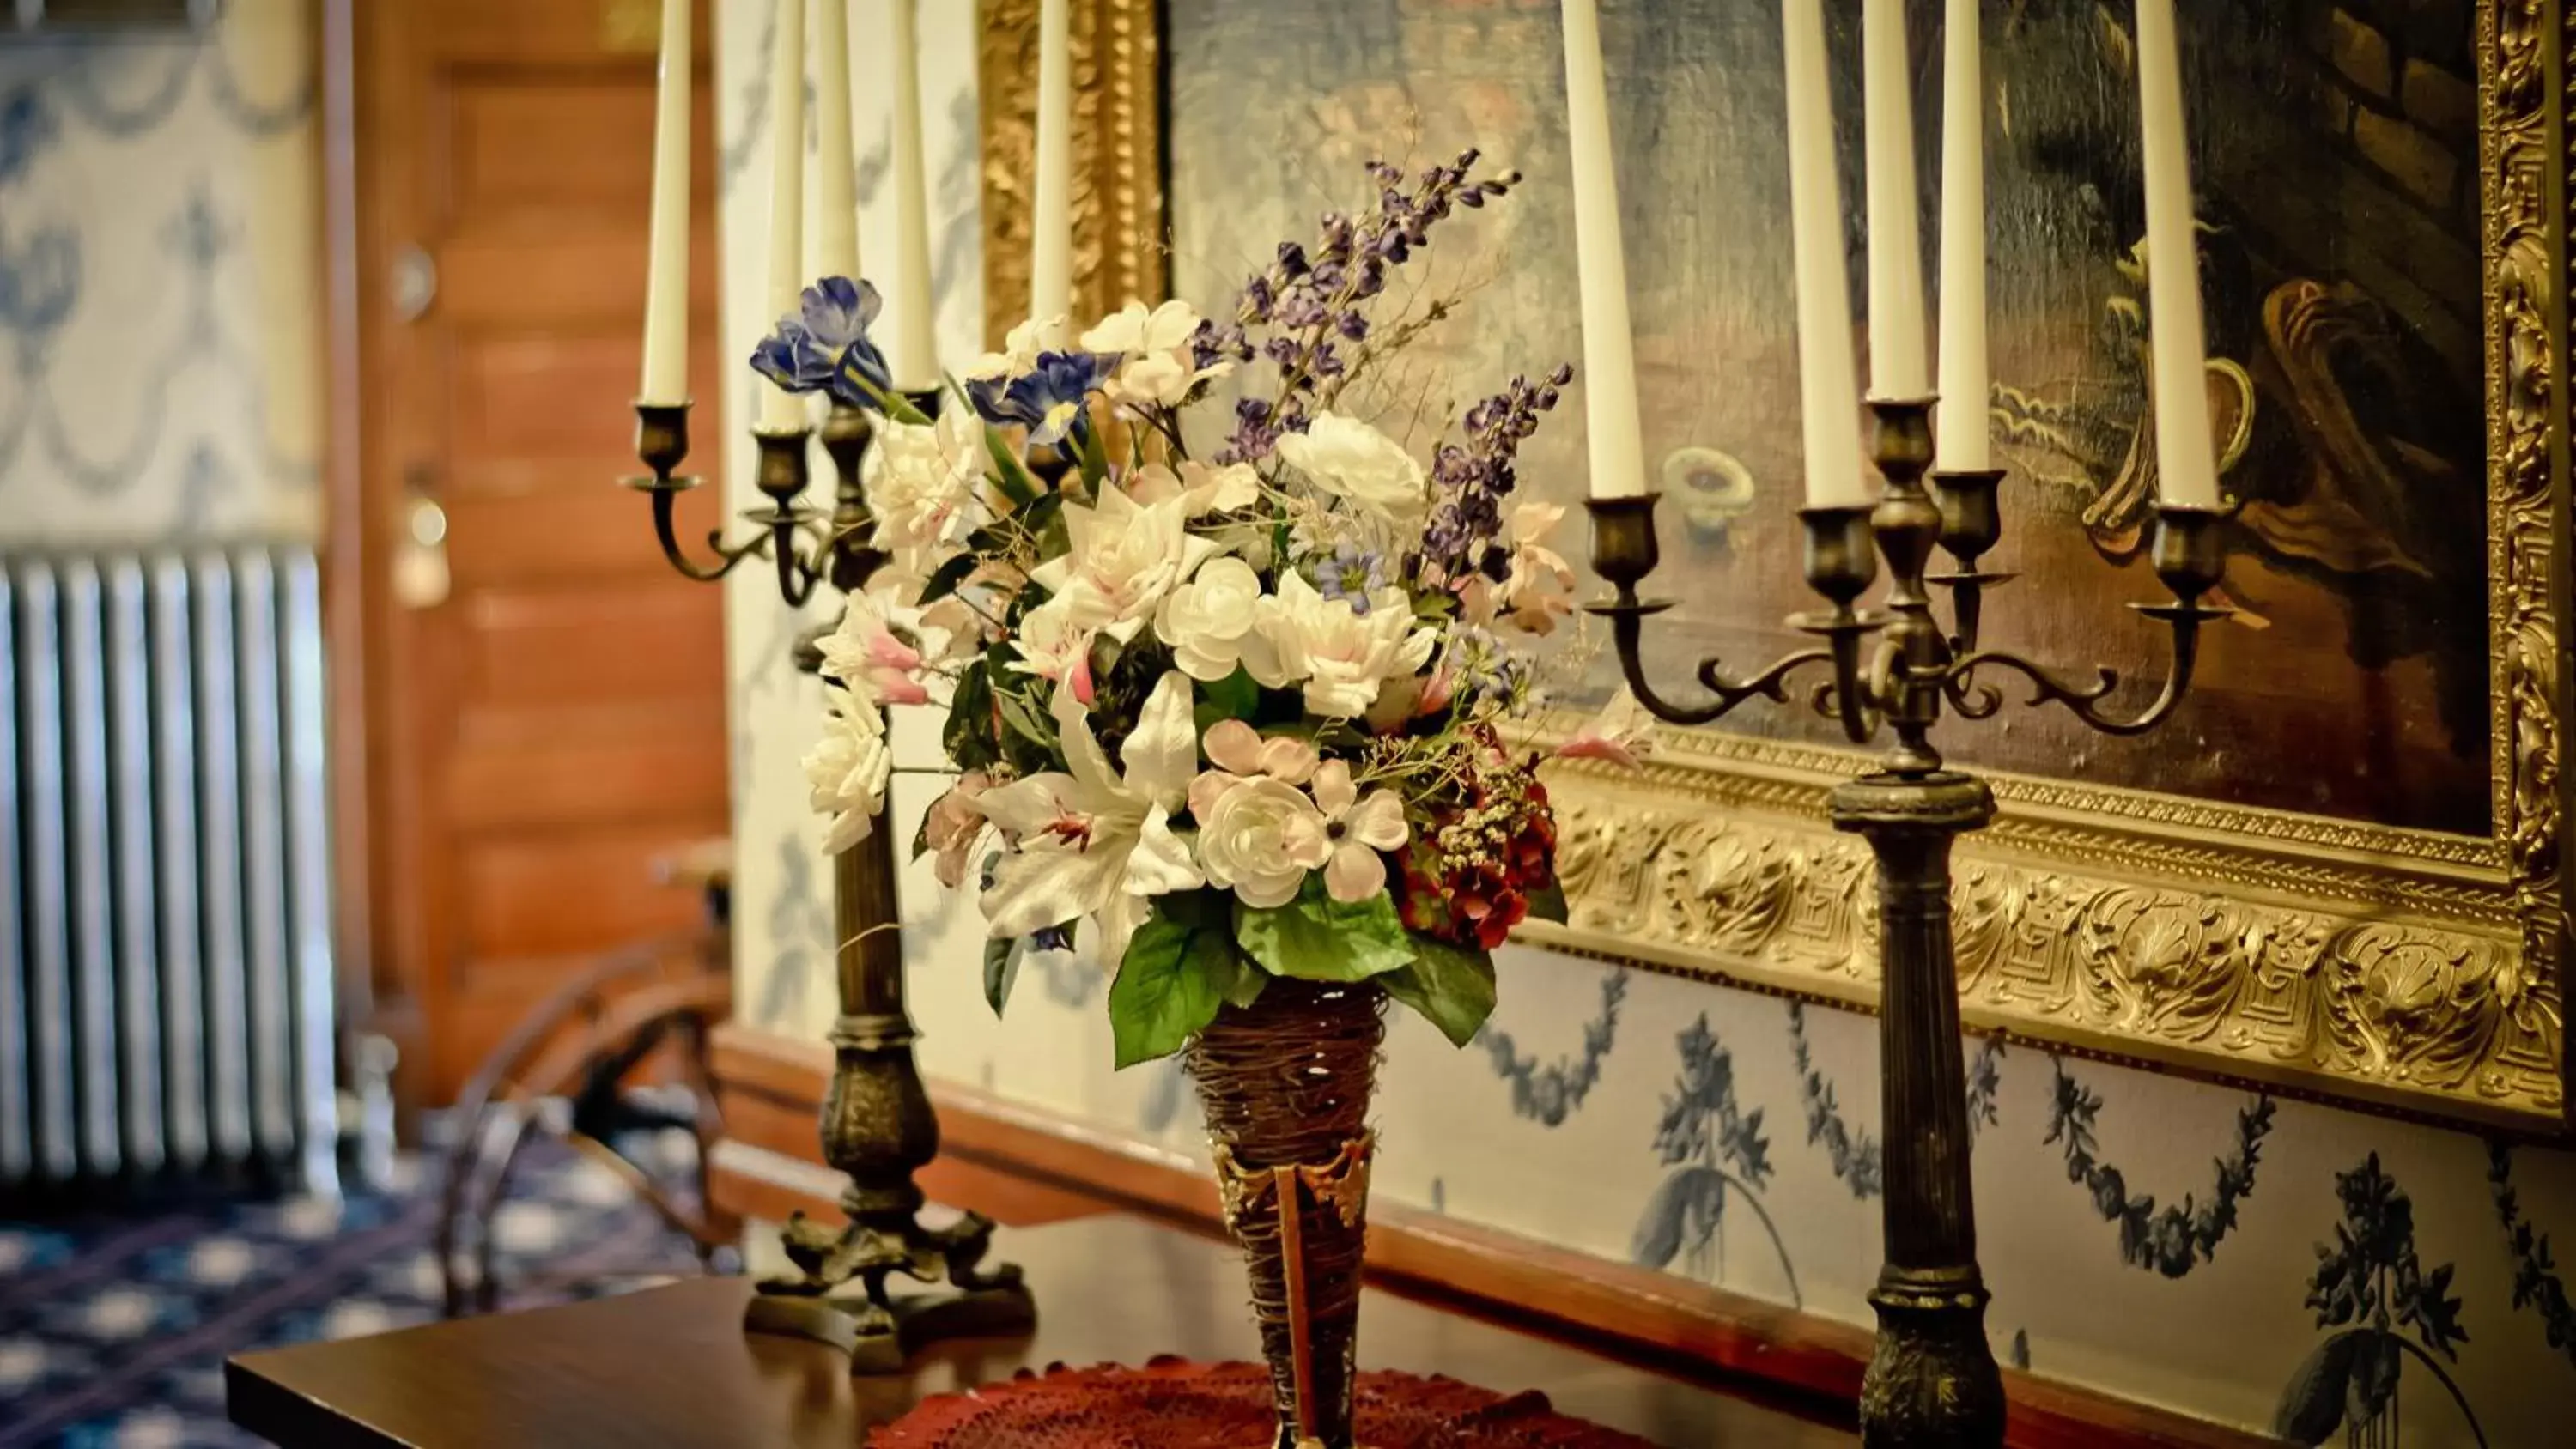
[623, 398, 1033, 1373]
[1583, 394, 2238, 1449]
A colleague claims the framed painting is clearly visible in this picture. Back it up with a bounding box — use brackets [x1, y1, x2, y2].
[977, 0, 2570, 1133]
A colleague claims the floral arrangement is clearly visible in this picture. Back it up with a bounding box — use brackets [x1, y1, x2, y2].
[762, 149, 1638, 1066]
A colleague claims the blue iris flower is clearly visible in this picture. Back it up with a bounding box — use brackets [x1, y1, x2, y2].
[966, 349, 1115, 448]
[750, 276, 894, 410]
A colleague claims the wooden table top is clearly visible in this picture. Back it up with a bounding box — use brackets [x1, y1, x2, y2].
[227, 1215, 1854, 1448]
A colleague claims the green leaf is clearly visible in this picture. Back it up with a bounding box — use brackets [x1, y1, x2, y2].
[1108, 903, 1235, 1068]
[1525, 880, 1571, 926]
[944, 661, 1000, 773]
[982, 936, 1024, 1017]
[995, 688, 1055, 749]
[1380, 937, 1497, 1047]
[1194, 668, 1261, 740]
[982, 423, 1041, 506]
[915, 550, 980, 606]
[1217, 950, 1269, 1009]
[1077, 415, 1111, 488]
[1233, 876, 1416, 982]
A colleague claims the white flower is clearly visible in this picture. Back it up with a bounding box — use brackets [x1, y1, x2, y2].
[1029, 481, 1219, 643]
[862, 408, 985, 562]
[1310, 760, 1408, 903]
[1274, 412, 1429, 525]
[1155, 556, 1287, 684]
[1005, 596, 1097, 703]
[1196, 776, 1331, 910]
[804, 689, 892, 853]
[1255, 571, 1437, 718]
[1128, 460, 1260, 518]
[1080, 299, 1206, 356]
[814, 585, 932, 708]
[1499, 501, 1576, 635]
[965, 314, 1061, 381]
[976, 672, 1204, 963]
[1084, 300, 1230, 412]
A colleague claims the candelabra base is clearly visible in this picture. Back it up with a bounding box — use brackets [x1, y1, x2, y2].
[745, 1211, 1036, 1373]
[1858, 1263, 2006, 1449]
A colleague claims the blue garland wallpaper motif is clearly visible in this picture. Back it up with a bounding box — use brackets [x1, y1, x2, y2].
[706, 4, 2576, 1444]
[0, 0, 321, 545]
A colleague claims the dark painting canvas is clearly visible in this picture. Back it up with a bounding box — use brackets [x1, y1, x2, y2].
[1166, 0, 2490, 834]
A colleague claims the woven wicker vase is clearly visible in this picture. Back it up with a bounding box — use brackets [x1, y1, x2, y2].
[1187, 977, 1387, 1449]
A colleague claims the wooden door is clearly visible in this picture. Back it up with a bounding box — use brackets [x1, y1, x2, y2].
[345, 0, 728, 1106]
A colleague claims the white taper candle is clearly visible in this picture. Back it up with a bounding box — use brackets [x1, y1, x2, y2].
[1934, 0, 1991, 473]
[1031, 0, 1073, 339]
[759, 0, 807, 433]
[811, 0, 859, 282]
[887, 0, 939, 390]
[1560, 0, 1649, 500]
[1784, 0, 1869, 507]
[637, 0, 692, 406]
[2134, 0, 2221, 509]
[1862, 0, 1930, 399]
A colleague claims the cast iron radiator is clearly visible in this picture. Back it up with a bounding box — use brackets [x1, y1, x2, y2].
[2, 546, 337, 1198]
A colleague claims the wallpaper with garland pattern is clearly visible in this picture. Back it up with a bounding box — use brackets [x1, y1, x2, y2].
[0, 0, 320, 546]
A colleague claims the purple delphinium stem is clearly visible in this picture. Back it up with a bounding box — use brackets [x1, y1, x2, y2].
[1216, 149, 1523, 464]
[1419, 364, 1573, 584]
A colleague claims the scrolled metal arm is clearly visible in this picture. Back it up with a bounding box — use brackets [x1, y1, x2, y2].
[1940, 503, 2233, 737]
[1584, 494, 1853, 728]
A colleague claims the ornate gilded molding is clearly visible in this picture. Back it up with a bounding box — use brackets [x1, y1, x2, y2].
[975, 0, 1165, 346]
[975, 3, 2570, 1131]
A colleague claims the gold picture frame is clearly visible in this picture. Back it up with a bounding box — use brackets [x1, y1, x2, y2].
[975, 0, 2569, 1133]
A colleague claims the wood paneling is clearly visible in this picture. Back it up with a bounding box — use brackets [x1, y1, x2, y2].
[708, 1023, 2288, 1449]
[344, 0, 727, 1106]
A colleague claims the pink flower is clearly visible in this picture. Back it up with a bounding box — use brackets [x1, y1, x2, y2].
[1201, 718, 1319, 784]
[925, 773, 993, 889]
[1556, 688, 1655, 770]
[1310, 761, 1407, 902]
[874, 670, 931, 706]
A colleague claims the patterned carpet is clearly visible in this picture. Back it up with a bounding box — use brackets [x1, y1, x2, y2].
[0, 1125, 715, 1449]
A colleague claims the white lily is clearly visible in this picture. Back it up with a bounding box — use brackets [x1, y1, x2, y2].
[977, 670, 1205, 965]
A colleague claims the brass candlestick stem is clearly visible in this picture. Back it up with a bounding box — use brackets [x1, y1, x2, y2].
[626, 397, 1034, 1373]
[1586, 397, 2229, 1448]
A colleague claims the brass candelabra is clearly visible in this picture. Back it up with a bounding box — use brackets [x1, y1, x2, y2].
[1585, 397, 2230, 1448]
[627, 397, 1034, 1373]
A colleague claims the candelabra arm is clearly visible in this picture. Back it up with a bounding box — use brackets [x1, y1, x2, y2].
[1927, 469, 2013, 655]
[627, 401, 773, 582]
[1586, 495, 1852, 728]
[1943, 504, 2232, 738]
[641, 483, 773, 582]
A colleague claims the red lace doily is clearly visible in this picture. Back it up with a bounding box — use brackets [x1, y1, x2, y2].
[868, 1358, 1661, 1449]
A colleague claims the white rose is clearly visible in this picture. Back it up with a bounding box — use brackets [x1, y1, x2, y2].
[1257, 571, 1437, 718]
[804, 689, 891, 853]
[862, 408, 984, 561]
[1029, 482, 1219, 643]
[1196, 776, 1331, 910]
[1274, 413, 1429, 525]
[1154, 556, 1286, 684]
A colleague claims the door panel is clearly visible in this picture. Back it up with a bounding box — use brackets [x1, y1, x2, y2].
[358, 0, 725, 1104]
